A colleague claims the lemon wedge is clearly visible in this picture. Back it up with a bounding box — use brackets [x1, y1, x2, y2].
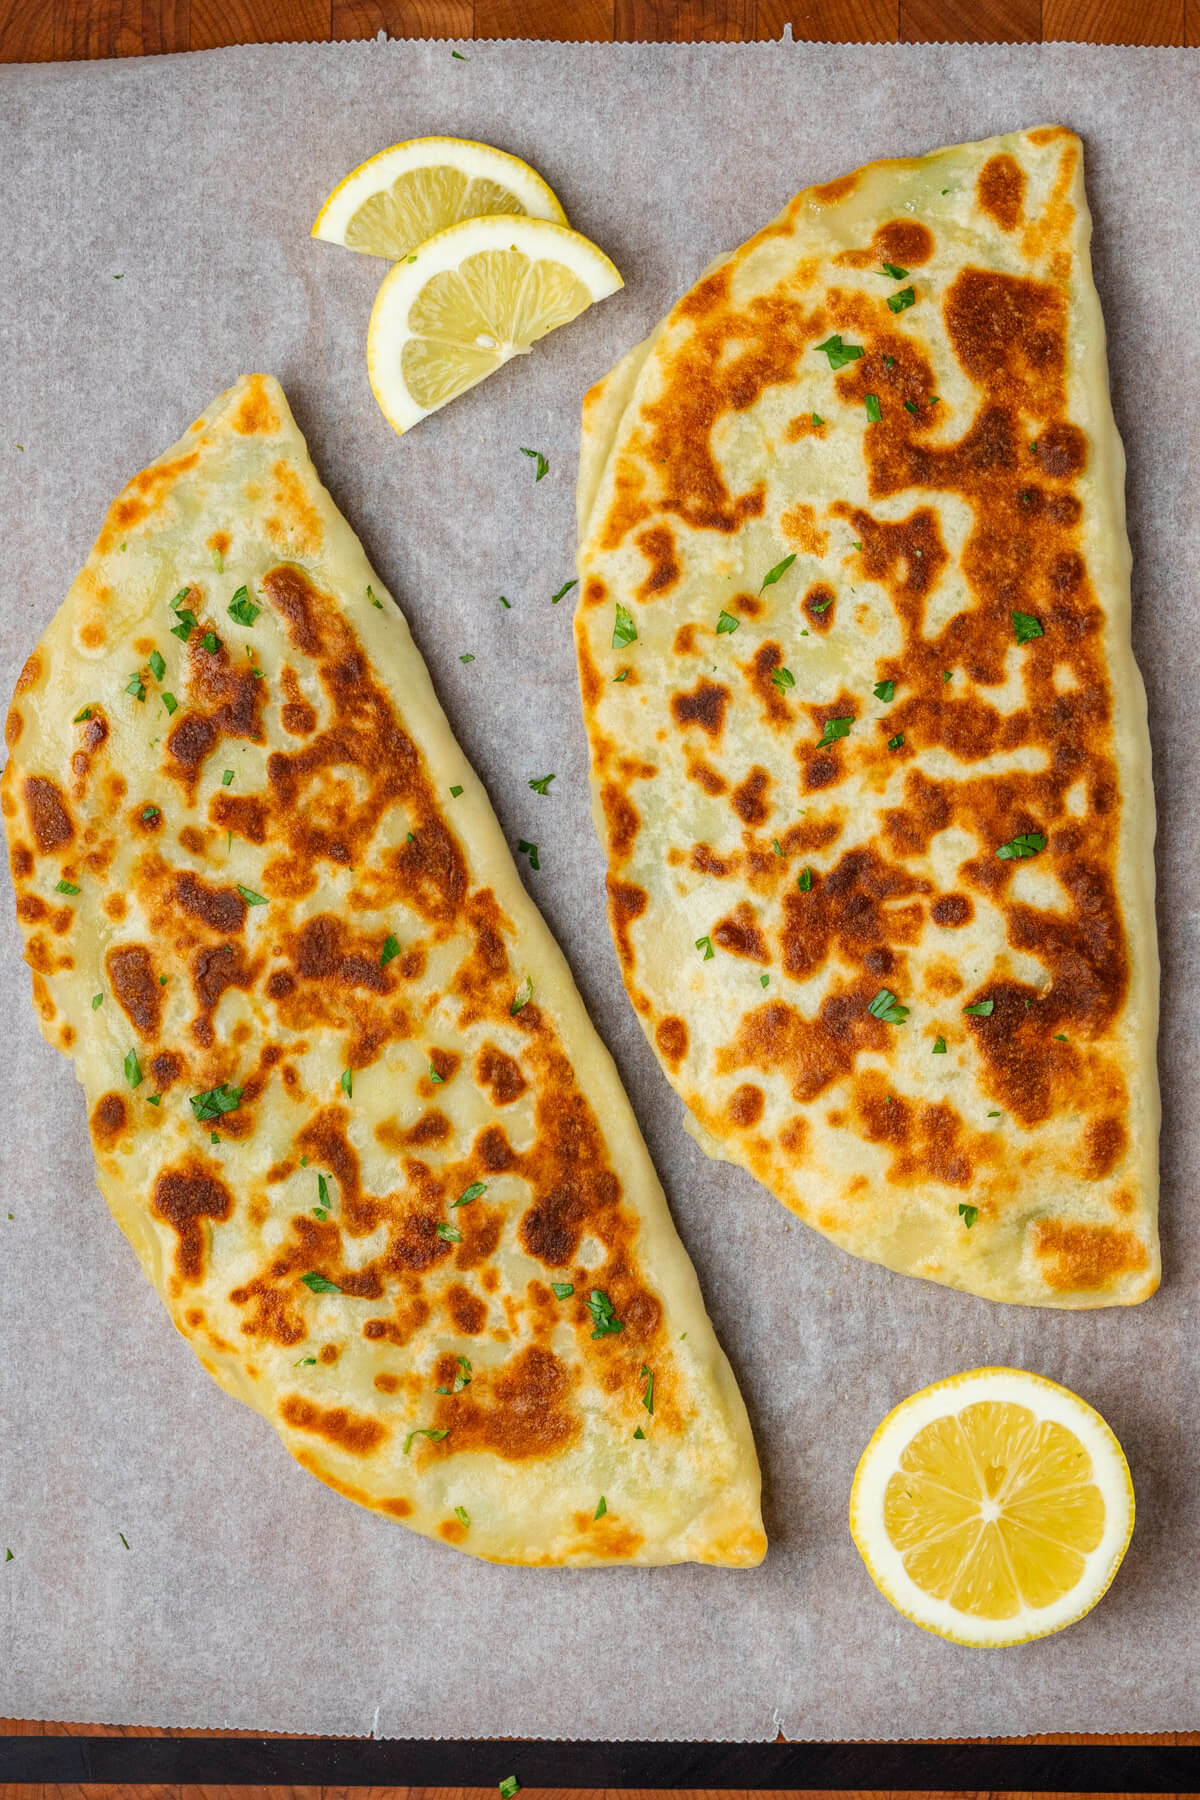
[367, 215, 623, 434]
[313, 137, 568, 261]
[849, 1367, 1134, 1648]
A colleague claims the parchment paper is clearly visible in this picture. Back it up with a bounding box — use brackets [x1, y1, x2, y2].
[1, 36, 1197, 1743]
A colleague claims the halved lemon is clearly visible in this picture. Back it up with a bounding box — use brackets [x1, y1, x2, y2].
[849, 1367, 1134, 1648]
[367, 214, 623, 434]
[313, 137, 568, 261]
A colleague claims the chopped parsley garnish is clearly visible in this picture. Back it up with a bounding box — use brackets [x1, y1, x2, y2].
[614, 669, 629, 681]
[760, 974, 769, 988]
[499, 1778, 520, 1799]
[809, 593, 833, 613]
[772, 838, 784, 856]
[436, 1354, 472, 1394]
[528, 773, 556, 794]
[459, 652, 475, 663]
[451, 47, 467, 57]
[551, 1281, 574, 1299]
[519, 447, 549, 482]
[640, 1364, 654, 1414]
[511, 975, 533, 1014]
[403, 1426, 448, 1453]
[55, 878, 81, 895]
[212, 548, 224, 573]
[1012, 610, 1044, 644]
[141, 806, 159, 823]
[695, 935, 714, 960]
[428, 1064, 443, 1083]
[873, 679, 895, 703]
[964, 999, 995, 1017]
[770, 666, 795, 692]
[517, 840, 540, 871]
[987, 1110, 1002, 1118]
[340, 1067, 353, 1097]
[189, 1084, 242, 1120]
[593, 1497, 607, 1520]
[550, 579, 577, 604]
[817, 715, 853, 748]
[864, 394, 882, 423]
[815, 333, 864, 369]
[868, 988, 909, 1024]
[125, 673, 146, 702]
[454, 1182, 487, 1207]
[811, 412, 824, 427]
[301, 1271, 342, 1294]
[295, 1355, 317, 1366]
[237, 884, 268, 907]
[932, 1036, 947, 1054]
[499, 594, 511, 609]
[888, 733, 905, 750]
[1054, 1033, 1068, 1043]
[380, 932, 401, 966]
[880, 261, 908, 279]
[314, 1173, 332, 1219]
[996, 831, 1046, 860]
[798, 867, 813, 892]
[73, 706, 93, 722]
[958, 1205, 978, 1228]
[201, 632, 220, 654]
[221, 769, 235, 787]
[887, 286, 916, 313]
[904, 400, 919, 416]
[170, 610, 197, 641]
[449, 784, 464, 798]
[161, 693, 178, 715]
[716, 610, 740, 634]
[148, 649, 166, 681]
[228, 586, 260, 626]
[633, 1426, 646, 1440]
[455, 1506, 470, 1528]
[943, 669, 953, 682]
[124, 1049, 143, 1088]
[586, 1289, 624, 1338]
[436, 1222, 463, 1243]
[92, 992, 104, 1010]
[119, 1533, 130, 1550]
[612, 603, 637, 648]
[364, 584, 383, 610]
[760, 553, 796, 592]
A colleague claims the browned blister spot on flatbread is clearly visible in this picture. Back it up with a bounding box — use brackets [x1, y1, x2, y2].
[24, 776, 74, 853]
[1033, 1221, 1148, 1292]
[152, 1161, 234, 1282]
[978, 154, 1026, 231]
[90, 1091, 128, 1149]
[106, 943, 162, 1036]
[279, 1394, 387, 1456]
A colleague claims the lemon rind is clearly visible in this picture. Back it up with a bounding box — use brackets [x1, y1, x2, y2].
[313, 136, 568, 252]
[848, 1366, 1135, 1649]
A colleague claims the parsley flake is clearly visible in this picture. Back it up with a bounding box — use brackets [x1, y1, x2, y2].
[428, 1064, 443, 1083]
[760, 973, 769, 988]
[716, 610, 740, 634]
[436, 1222, 463, 1243]
[511, 975, 533, 1015]
[125, 673, 146, 702]
[190, 1084, 242, 1120]
[817, 715, 853, 748]
[551, 578, 577, 604]
[888, 732, 905, 750]
[612, 603, 637, 648]
[1055, 1033, 1069, 1043]
[517, 839, 540, 871]
[640, 1364, 654, 1414]
[528, 773, 555, 794]
[811, 412, 824, 427]
[519, 447, 549, 482]
[499, 594, 511, 609]
[403, 1426, 449, 1453]
[141, 806, 159, 823]
[593, 1497, 607, 1520]
[436, 1354, 472, 1394]
[772, 838, 784, 856]
[211, 548, 224, 573]
[161, 692, 178, 715]
[455, 1506, 470, 1528]
[868, 988, 909, 1025]
[904, 400, 919, 416]
[996, 831, 1046, 860]
[201, 631, 220, 655]
[55, 878, 81, 895]
[236, 884, 268, 907]
[295, 1355, 317, 1366]
[873, 679, 895, 703]
[340, 1067, 353, 1097]
[815, 333, 864, 370]
[798, 867, 813, 892]
[228, 586, 260, 626]
[760, 553, 796, 592]
[614, 669, 629, 682]
[124, 1048, 143, 1088]
[379, 933, 401, 967]
[499, 1778, 520, 1799]
[586, 1289, 624, 1338]
[932, 1036, 947, 1054]
[551, 1281, 574, 1299]
[459, 652, 475, 663]
[367, 585, 383, 609]
[770, 666, 795, 692]
[695, 935, 714, 960]
[454, 1182, 487, 1208]
[301, 1271, 342, 1294]
[809, 592, 833, 613]
[880, 261, 909, 279]
[1012, 611, 1044, 644]
[449, 784, 464, 798]
[634, 1426, 646, 1440]
[92, 992, 104, 1010]
[148, 649, 166, 681]
[73, 706, 93, 722]
[964, 999, 995, 1017]
[170, 609, 197, 641]
[887, 286, 916, 313]
[958, 1204, 978, 1228]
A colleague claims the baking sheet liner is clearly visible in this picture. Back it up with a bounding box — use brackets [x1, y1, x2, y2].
[0, 36, 1197, 1741]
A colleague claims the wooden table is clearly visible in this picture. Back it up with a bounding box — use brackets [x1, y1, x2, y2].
[1, 4, 1197, 1793]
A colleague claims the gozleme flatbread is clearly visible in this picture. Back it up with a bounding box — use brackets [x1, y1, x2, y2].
[575, 129, 1159, 1308]
[2, 374, 765, 1565]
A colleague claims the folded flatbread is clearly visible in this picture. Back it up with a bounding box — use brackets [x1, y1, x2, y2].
[2, 373, 765, 1564]
[575, 128, 1159, 1308]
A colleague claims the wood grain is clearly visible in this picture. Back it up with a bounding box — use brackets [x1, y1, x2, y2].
[1044, 0, 1183, 39]
[900, 0, 1040, 40]
[332, 0, 473, 39]
[615, 0, 755, 40]
[757, 0, 899, 39]
[473, 0, 613, 37]
[188, 0, 330, 48]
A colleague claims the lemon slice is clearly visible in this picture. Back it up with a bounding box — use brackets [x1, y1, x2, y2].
[313, 137, 568, 261]
[849, 1367, 1134, 1648]
[367, 215, 623, 434]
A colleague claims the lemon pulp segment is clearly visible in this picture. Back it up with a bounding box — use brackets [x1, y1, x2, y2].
[347, 169, 528, 260]
[882, 1400, 1105, 1619]
[400, 249, 594, 409]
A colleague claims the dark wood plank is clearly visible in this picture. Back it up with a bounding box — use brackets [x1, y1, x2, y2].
[332, 0, 472, 38]
[901, 0, 1040, 39]
[615, 0, 754, 39]
[0, 0, 56, 58]
[1044, 0, 1182, 39]
[474, 0, 613, 40]
[757, 0, 897, 41]
[189, 0, 329, 48]
[55, 0, 189, 55]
